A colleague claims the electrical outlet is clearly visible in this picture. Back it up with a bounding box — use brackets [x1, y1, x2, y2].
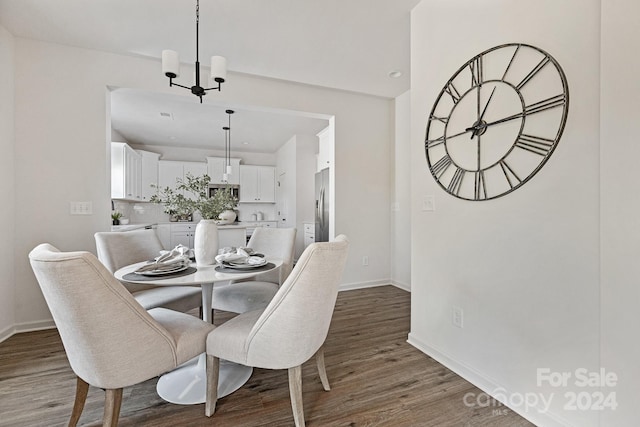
[452, 306, 464, 328]
[362, 256, 369, 266]
[422, 195, 435, 211]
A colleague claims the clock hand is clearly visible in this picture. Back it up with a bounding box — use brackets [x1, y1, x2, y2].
[478, 87, 496, 123]
[483, 111, 525, 128]
[446, 128, 474, 140]
[468, 86, 497, 139]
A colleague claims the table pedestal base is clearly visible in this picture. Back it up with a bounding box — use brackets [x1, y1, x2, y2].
[156, 353, 253, 404]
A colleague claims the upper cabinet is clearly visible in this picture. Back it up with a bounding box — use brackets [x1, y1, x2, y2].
[138, 150, 160, 202]
[206, 156, 241, 185]
[111, 142, 142, 201]
[316, 122, 334, 172]
[239, 165, 276, 203]
[111, 143, 161, 202]
[158, 160, 207, 195]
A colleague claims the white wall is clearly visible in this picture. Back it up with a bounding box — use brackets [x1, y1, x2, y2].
[0, 25, 16, 340]
[277, 134, 317, 258]
[409, 1, 600, 426]
[391, 91, 411, 290]
[600, 1, 640, 425]
[9, 37, 393, 328]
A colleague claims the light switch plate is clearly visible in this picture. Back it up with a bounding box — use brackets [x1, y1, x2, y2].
[70, 201, 93, 215]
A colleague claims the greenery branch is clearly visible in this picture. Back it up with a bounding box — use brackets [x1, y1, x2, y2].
[150, 173, 238, 221]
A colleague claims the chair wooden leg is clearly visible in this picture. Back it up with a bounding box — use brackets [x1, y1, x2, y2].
[68, 376, 89, 427]
[315, 346, 331, 391]
[205, 355, 220, 417]
[288, 365, 305, 427]
[103, 388, 123, 427]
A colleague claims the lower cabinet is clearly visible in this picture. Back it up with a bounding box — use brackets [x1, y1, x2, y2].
[155, 223, 246, 251]
[303, 222, 315, 248]
[155, 223, 195, 249]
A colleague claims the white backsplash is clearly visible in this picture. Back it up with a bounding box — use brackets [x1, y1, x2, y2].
[113, 201, 277, 224]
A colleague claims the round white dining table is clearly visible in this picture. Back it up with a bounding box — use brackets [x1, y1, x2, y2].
[114, 257, 283, 405]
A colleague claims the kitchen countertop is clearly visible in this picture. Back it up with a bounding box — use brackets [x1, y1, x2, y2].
[157, 222, 247, 229]
[110, 223, 154, 232]
[111, 222, 250, 232]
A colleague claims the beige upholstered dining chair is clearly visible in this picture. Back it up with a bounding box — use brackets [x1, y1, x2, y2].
[211, 227, 297, 315]
[28, 243, 216, 427]
[205, 235, 349, 427]
[95, 229, 201, 313]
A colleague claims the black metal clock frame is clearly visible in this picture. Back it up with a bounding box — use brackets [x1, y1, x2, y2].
[424, 43, 569, 201]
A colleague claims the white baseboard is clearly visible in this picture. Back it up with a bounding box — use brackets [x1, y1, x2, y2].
[338, 279, 411, 293]
[407, 333, 574, 427]
[0, 324, 15, 344]
[390, 280, 411, 292]
[0, 319, 56, 344]
[338, 279, 391, 291]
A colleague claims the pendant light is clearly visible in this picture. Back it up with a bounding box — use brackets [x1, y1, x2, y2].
[161, 0, 227, 103]
[222, 109, 234, 182]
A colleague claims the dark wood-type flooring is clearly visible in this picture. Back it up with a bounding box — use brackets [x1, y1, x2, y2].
[0, 285, 534, 427]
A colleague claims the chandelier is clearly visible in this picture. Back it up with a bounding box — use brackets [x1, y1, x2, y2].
[161, 0, 227, 103]
[222, 109, 234, 183]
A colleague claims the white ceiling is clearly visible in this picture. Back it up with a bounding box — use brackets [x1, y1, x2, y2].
[110, 88, 331, 153]
[0, 0, 420, 152]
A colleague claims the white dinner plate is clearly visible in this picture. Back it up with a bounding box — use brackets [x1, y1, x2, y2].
[137, 264, 189, 276]
[222, 260, 267, 270]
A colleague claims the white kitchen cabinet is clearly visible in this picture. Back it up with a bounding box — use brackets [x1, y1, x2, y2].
[138, 150, 160, 202]
[207, 157, 241, 185]
[169, 223, 196, 248]
[158, 161, 207, 195]
[316, 122, 334, 172]
[239, 165, 276, 203]
[303, 222, 315, 248]
[157, 223, 246, 251]
[111, 142, 142, 201]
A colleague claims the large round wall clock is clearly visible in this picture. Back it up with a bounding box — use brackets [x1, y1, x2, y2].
[424, 43, 569, 201]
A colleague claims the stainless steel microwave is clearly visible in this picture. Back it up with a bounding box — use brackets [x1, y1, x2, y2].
[208, 184, 240, 199]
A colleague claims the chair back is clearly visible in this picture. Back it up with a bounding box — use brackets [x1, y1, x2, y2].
[247, 227, 297, 284]
[28, 244, 180, 389]
[95, 229, 164, 292]
[244, 235, 349, 369]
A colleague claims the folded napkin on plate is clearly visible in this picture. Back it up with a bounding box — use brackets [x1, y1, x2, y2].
[135, 244, 190, 273]
[215, 247, 265, 265]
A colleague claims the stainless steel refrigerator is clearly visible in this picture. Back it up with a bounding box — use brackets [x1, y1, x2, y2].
[315, 168, 330, 242]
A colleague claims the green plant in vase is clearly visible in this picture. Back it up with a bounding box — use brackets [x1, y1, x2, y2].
[177, 174, 238, 221]
[149, 184, 195, 221]
[111, 211, 122, 225]
[150, 173, 238, 222]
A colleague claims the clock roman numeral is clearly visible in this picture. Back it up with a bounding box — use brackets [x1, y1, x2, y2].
[429, 114, 449, 124]
[502, 45, 521, 81]
[447, 167, 465, 196]
[499, 160, 522, 189]
[425, 135, 445, 149]
[474, 171, 487, 200]
[469, 55, 483, 87]
[516, 56, 551, 90]
[515, 134, 554, 156]
[444, 81, 461, 104]
[431, 155, 452, 177]
[524, 94, 566, 116]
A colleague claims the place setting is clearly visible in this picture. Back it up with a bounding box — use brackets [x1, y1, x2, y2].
[122, 244, 197, 281]
[214, 247, 275, 273]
